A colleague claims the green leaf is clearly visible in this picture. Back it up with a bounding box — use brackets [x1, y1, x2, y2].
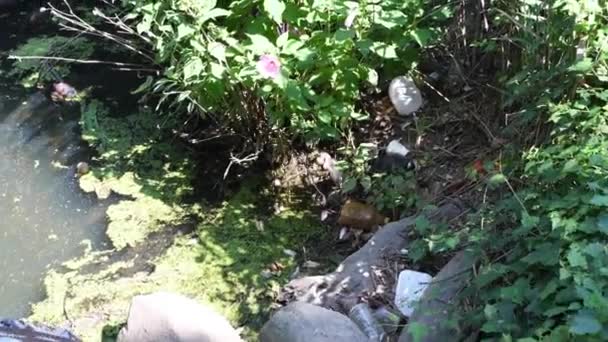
[247, 34, 276, 55]
[276, 32, 289, 48]
[282, 39, 304, 55]
[598, 214, 608, 234]
[263, 0, 286, 24]
[410, 28, 433, 47]
[590, 195, 608, 206]
[570, 310, 601, 335]
[407, 322, 428, 342]
[370, 42, 398, 59]
[488, 173, 507, 186]
[521, 212, 539, 228]
[183, 58, 204, 79]
[367, 68, 378, 86]
[415, 216, 431, 233]
[567, 246, 588, 268]
[210, 62, 225, 79]
[200, 8, 231, 23]
[208, 42, 226, 62]
[176, 24, 196, 40]
[569, 58, 594, 73]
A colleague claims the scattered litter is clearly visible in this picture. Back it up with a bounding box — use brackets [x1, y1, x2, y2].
[338, 226, 351, 240]
[394, 270, 433, 317]
[320, 210, 330, 222]
[349, 303, 386, 341]
[388, 76, 423, 116]
[302, 260, 321, 269]
[372, 306, 402, 335]
[283, 249, 297, 257]
[255, 219, 264, 232]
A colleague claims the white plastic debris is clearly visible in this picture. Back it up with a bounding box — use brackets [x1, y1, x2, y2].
[394, 270, 433, 317]
[389, 76, 423, 116]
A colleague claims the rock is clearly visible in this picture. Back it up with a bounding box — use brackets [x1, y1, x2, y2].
[394, 270, 433, 317]
[76, 162, 90, 176]
[260, 302, 368, 342]
[398, 251, 477, 342]
[117, 292, 242, 342]
[389, 76, 423, 116]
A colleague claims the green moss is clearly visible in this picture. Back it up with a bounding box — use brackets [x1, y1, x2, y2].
[29, 98, 325, 341]
[31, 184, 324, 341]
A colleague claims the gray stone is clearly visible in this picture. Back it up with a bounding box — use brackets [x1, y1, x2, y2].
[398, 250, 477, 342]
[260, 302, 368, 342]
[117, 292, 242, 342]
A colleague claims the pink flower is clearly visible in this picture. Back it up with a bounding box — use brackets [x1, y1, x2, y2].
[257, 54, 281, 79]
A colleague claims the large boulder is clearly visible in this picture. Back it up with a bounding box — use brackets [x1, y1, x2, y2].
[117, 292, 242, 342]
[260, 302, 368, 342]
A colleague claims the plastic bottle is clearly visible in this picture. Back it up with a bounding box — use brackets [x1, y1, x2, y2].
[349, 303, 386, 342]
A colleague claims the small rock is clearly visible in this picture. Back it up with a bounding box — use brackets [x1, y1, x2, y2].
[117, 292, 242, 342]
[394, 270, 433, 317]
[76, 162, 90, 176]
[389, 76, 423, 116]
[260, 302, 368, 342]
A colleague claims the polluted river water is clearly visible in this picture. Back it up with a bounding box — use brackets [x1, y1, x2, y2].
[0, 92, 108, 318]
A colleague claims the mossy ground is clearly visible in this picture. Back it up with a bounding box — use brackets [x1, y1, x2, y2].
[29, 100, 326, 341]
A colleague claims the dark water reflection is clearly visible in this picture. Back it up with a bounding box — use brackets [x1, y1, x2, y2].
[0, 93, 108, 317]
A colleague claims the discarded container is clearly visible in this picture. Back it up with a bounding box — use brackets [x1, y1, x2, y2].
[394, 270, 433, 317]
[349, 303, 386, 342]
[338, 199, 386, 232]
[388, 76, 423, 116]
[372, 306, 402, 335]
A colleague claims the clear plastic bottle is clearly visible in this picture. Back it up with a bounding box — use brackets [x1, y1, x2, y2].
[349, 303, 386, 342]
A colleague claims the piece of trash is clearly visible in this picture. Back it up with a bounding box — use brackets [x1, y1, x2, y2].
[255, 219, 265, 232]
[339, 226, 351, 240]
[372, 306, 402, 335]
[337, 199, 386, 232]
[302, 260, 321, 269]
[283, 249, 297, 257]
[394, 270, 433, 317]
[316, 152, 342, 184]
[389, 76, 423, 116]
[374, 139, 414, 171]
[260, 270, 273, 279]
[320, 210, 330, 222]
[349, 303, 386, 342]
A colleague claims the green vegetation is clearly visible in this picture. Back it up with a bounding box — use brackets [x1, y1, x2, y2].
[3, 0, 608, 340]
[124, 0, 450, 143]
[8, 36, 94, 86]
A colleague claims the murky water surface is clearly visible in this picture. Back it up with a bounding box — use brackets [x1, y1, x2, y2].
[0, 93, 107, 317]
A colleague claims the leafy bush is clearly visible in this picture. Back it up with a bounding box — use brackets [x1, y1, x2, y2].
[416, 1, 608, 340]
[9, 36, 94, 84]
[124, 0, 451, 142]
